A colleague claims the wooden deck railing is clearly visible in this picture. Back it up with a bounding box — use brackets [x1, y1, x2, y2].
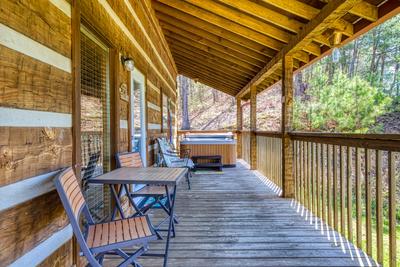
[291, 132, 399, 266]
[256, 131, 282, 189]
[239, 131, 399, 266]
[241, 131, 251, 164]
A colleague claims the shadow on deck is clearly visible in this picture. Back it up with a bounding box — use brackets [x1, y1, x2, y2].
[106, 160, 377, 267]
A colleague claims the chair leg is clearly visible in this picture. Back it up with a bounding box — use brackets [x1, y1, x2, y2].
[186, 171, 191, 190]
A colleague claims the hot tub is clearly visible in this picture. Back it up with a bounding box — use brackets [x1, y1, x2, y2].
[180, 132, 236, 166]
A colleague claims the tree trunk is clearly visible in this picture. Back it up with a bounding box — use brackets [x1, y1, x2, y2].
[180, 75, 191, 130]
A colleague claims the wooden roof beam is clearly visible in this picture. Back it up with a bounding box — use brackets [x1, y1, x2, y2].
[157, 14, 270, 62]
[162, 26, 266, 68]
[174, 54, 250, 85]
[178, 69, 239, 95]
[155, 0, 284, 51]
[169, 42, 257, 78]
[172, 47, 253, 80]
[184, 0, 292, 43]
[176, 63, 245, 90]
[166, 35, 262, 72]
[153, 4, 276, 57]
[261, 0, 377, 22]
[236, 0, 363, 99]
[216, 0, 323, 53]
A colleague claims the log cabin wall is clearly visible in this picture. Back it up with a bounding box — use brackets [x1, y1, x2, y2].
[0, 0, 177, 265]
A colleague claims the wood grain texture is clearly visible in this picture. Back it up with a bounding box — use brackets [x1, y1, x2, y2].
[181, 143, 236, 165]
[0, 127, 72, 186]
[81, 0, 176, 96]
[0, 190, 69, 266]
[0, 45, 72, 113]
[105, 162, 377, 267]
[0, 0, 71, 58]
[119, 128, 129, 153]
[37, 239, 73, 267]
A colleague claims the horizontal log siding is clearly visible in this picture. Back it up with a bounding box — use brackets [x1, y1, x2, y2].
[0, 0, 73, 265]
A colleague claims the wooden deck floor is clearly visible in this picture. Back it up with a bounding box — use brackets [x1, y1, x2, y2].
[105, 161, 377, 267]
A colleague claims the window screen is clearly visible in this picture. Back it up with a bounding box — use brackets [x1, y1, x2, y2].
[80, 27, 111, 222]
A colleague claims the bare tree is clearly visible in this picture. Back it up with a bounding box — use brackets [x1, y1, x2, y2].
[180, 75, 191, 130]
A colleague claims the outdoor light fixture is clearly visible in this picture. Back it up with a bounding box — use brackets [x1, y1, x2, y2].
[122, 56, 135, 71]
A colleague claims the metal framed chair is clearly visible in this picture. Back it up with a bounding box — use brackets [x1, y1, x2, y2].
[54, 167, 157, 267]
[116, 152, 178, 237]
[157, 138, 194, 189]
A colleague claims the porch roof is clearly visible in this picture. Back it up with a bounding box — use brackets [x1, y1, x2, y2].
[152, 0, 399, 99]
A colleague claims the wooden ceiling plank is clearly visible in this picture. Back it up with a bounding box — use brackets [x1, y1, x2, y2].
[157, 14, 270, 62]
[173, 55, 254, 84]
[185, 0, 292, 43]
[166, 35, 262, 71]
[176, 64, 244, 91]
[169, 42, 258, 76]
[173, 47, 253, 79]
[161, 25, 266, 67]
[174, 54, 251, 84]
[155, 0, 284, 51]
[217, 0, 322, 54]
[260, 0, 354, 37]
[236, 0, 364, 99]
[179, 70, 239, 95]
[153, 4, 275, 57]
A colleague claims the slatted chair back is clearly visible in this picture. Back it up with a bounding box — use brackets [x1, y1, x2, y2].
[157, 138, 174, 167]
[54, 168, 102, 267]
[116, 152, 143, 168]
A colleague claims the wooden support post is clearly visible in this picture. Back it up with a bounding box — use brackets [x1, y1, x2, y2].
[71, 0, 81, 265]
[236, 97, 242, 159]
[281, 55, 294, 198]
[250, 85, 257, 170]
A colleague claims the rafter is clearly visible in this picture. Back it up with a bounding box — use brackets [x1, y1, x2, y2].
[173, 53, 252, 84]
[162, 25, 265, 67]
[153, 4, 275, 57]
[169, 43, 257, 78]
[157, 14, 269, 62]
[165, 35, 262, 71]
[179, 69, 239, 95]
[169, 41, 258, 75]
[175, 61, 246, 88]
[236, 0, 363, 99]
[155, 0, 284, 51]
[217, 0, 325, 51]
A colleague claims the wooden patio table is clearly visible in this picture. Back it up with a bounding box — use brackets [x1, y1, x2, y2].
[87, 167, 188, 267]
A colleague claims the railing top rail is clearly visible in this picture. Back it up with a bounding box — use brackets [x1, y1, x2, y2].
[177, 130, 237, 134]
[290, 132, 400, 151]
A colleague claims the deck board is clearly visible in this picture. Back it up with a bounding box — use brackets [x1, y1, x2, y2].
[105, 161, 378, 267]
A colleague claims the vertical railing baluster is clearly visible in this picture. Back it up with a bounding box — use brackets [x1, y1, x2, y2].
[322, 144, 327, 224]
[317, 143, 321, 219]
[388, 151, 396, 267]
[305, 142, 309, 209]
[333, 145, 338, 231]
[340, 146, 346, 236]
[301, 141, 305, 206]
[376, 150, 383, 264]
[365, 148, 372, 256]
[327, 144, 332, 227]
[347, 146, 353, 242]
[311, 142, 315, 216]
[356, 147, 362, 248]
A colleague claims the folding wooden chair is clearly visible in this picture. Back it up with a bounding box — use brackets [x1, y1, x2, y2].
[54, 167, 157, 267]
[157, 138, 193, 189]
[116, 152, 178, 237]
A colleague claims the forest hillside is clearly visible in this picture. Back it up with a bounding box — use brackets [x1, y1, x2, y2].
[177, 14, 400, 134]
